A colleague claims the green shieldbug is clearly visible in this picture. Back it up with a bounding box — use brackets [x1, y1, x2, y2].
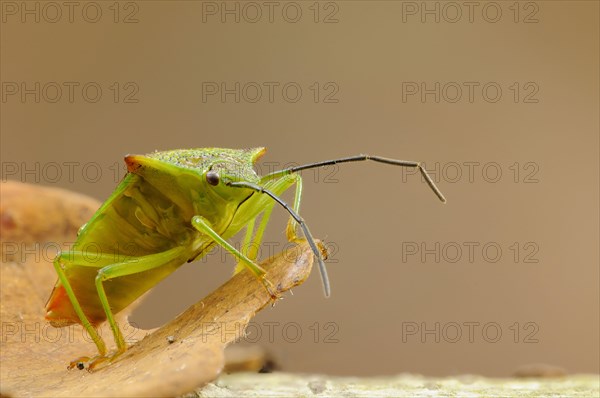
[45, 148, 446, 369]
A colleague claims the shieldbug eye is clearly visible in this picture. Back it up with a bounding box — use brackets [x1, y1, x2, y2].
[206, 170, 220, 186]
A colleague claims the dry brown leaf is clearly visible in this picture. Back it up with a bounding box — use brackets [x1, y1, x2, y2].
[0, 181, 317, 397]
[0, 181, 101, 262]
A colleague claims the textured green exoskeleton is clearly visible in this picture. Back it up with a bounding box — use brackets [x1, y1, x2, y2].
[45, 148, 445, 369]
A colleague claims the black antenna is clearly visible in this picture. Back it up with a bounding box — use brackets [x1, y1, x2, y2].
[226, 180, 331, 297]
[264, 155, 447, 203]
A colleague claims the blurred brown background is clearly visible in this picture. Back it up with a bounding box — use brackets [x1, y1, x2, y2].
[1, 1, 598, 377]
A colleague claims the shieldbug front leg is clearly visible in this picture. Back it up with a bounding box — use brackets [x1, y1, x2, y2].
[235, 203, 276, 272]
[284, 173, 303, 242]
[283, 174, 329, 261]
[190, 215, 278, 299]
